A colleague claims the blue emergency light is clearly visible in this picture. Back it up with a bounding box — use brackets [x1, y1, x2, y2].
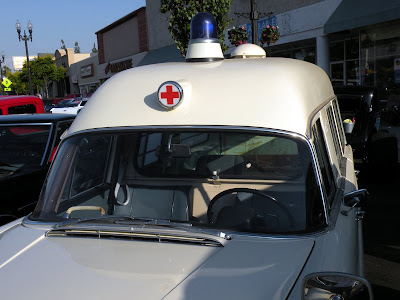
[190, 12, 218, 41]
[186, 12, 224, 62]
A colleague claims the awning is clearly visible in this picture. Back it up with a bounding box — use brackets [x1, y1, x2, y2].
[137, 44, 184, 66]
[324, 0, 400, 34]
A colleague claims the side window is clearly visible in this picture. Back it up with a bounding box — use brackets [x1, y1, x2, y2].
[48, 121, 73, 163]
[312, 119, 336, 206]
[61, 135, 111, 198]
[8, 104, 37, 114]
[332, 99, 346, 152]
[326, 105, 342, 158]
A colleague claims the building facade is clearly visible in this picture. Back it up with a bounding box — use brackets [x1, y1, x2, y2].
[73, 54, 100, 97]
[145, 0, 400, 101]
[74, 1, 400, 102]
[12, 56, 37, 72]
[96, 6, 148, 85]
[54, 49, 91, 97]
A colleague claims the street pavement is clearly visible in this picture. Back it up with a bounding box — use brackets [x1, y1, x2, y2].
[356, 141, 400, 299]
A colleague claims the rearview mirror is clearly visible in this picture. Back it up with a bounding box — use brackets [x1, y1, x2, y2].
[155, 144, 191, 158]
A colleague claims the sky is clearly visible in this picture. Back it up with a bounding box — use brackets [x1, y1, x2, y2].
[1, 0, 146, 70]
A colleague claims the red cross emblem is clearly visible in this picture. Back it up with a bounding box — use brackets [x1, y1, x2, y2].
[158, 82, 183, 109]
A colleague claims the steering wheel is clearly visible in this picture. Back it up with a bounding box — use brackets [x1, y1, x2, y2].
[207, 188, 294, 229]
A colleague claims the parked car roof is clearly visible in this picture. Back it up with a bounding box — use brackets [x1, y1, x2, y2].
[0, 95, 45, 114]
[0, 113, 75, 124]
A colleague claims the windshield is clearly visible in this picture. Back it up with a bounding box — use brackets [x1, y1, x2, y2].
[0, 125, 50, 177]
[32, 129, 325, 234]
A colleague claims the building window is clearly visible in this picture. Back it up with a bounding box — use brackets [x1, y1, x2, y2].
[329, 36, 360, 86]
[271, 44, 315, 64]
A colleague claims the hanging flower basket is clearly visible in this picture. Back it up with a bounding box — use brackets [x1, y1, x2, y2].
[260, 25, 280, 46]
[228, 26, 249, 47]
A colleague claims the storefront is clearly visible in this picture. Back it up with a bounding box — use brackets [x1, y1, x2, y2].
[54, 49, 91, 97]
[96, 7, 148, 84]
[98, 53, 146, 85]
[325, 0, 400, 91]
[74, 54, 100, 97]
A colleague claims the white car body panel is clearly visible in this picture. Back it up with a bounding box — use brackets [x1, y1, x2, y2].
[51, 100, 87, 115]
[0, 223, 314, 300]
[68, 58, 334, 137]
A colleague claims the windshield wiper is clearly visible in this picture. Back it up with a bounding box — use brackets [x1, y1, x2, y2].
[55, 215, 152, 228]
[54, 215, 231, 240]
[113, 217, 231, 239]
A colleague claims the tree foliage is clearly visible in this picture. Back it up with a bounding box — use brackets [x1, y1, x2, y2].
[161, 0, 232, 56]
[61, 39, 67, 50]
[21, 55, 66, 98]
[92, 43, 98, 53]
[1, 65, 11, 77]
[74, 41, 81, 53]
[8, 71, 27, 95]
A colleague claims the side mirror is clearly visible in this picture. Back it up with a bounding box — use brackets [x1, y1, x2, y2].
[303, 272, 373, 300]
[342, 189, 368, 216]
[343, 189, 368, 207]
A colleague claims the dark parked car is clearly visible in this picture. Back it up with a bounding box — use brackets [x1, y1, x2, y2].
[0, 114, 75, 225]
[334, 85, 398, 173]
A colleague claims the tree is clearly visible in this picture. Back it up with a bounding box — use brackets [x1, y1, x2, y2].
[21, 55, 66, 98]
[74, 41, 81, 53]
[92, 43, 98, 53]
[8, 72, 27, 95]
[161, 0, 232, 57]
[61, 39, 67, 50]
[1, 65, 11, 77]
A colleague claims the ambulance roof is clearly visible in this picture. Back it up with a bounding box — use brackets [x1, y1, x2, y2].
[68, 57, 334, 137]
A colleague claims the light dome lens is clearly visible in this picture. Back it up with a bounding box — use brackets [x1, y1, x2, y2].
[190, 12, 218, 40]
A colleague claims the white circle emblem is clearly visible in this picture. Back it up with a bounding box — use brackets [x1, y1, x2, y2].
[157, 81, 183, 109]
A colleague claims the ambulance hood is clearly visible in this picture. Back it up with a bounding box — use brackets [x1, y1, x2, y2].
[0, 223, 314, 299]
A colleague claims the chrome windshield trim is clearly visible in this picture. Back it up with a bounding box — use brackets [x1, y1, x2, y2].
[0, 122, 53, 127]
[40, 123, 54, 166]
[66, 125, 311, 138]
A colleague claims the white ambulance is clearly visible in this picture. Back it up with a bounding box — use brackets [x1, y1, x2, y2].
[0, 12, 372, 300]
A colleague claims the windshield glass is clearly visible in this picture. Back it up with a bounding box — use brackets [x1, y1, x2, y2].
[32, 129, 325, 234]
[0, 125, 50, 177]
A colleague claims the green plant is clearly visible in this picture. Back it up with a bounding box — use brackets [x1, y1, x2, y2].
[21, 55, 66, 98]
[260, 25, 280, 45]
[228, 26, 249, 47]
[161, 0, 232, 57]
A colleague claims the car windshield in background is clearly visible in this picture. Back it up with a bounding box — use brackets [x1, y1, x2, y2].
[0, 125, 50, 177]
[32, 129, 325, 234]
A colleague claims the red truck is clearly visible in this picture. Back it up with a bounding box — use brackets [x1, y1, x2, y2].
[0, 95, 45, 115]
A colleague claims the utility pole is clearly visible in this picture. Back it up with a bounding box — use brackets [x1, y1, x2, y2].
[234, 0, 273, 45]
[250, 0, 259, 45]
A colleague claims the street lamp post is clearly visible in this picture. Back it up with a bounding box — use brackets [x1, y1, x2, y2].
[16, 20, 33, 95]
[0, 51, 4, 80]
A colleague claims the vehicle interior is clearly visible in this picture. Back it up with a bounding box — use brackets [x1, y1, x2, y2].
[0, 125, 51, 177]
[33, 129, 326, 234]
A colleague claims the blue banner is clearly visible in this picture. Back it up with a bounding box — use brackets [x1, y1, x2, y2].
[243, 16, 276, 44]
